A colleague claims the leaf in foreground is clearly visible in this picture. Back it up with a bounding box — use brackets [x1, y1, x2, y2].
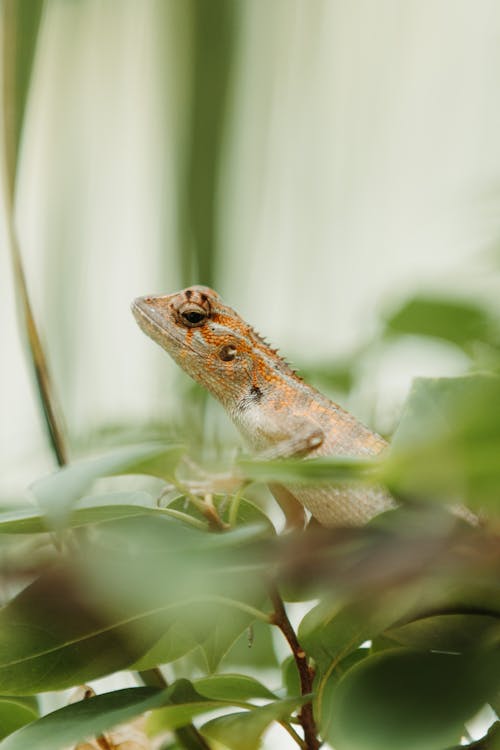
[386, 374, 500, 509]
[194, 674, 277, 701]
[0, 494, 157, 535]
[0, 569, 165, 694]
[200, 697, 306, 750]
[326, 647, 500, 750]
[0, 687, 167, 750]
[0, 514, 269, 694]
[30, 443, 182, 525]
[0, 696, 38, 740]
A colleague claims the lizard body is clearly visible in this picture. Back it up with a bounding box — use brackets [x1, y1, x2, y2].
[132, 286, 395, 527]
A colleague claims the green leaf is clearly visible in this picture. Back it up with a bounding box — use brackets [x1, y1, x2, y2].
[0, 569, 168, 695]
[167, 494, 274, 534]
[199, 601, 268, 673]
[239, 455, 378, 485]
[194, 674, 277, 701]
[384, 295, 498, 351]
[386, 374, 500, 509]
[200, 697, 305, 750]
[0, 494, 157, 534]
[281, 656, 301, 698]
[30, 443, 183, 525]
[147, 680, 225, 734]
[85, 514, 263, 589]
[0, 687, 168, 750]
[385, 613, 500, 653]
[2, 0, 44, 194]
[297, 360, 355, 394]
[0, 696, 38, 740]
[220, 619, 280, 671]
[76, 515, 268, 631]
[326, 647, 500, 750]
[131, 622, 199, 671]
[0, 513, 270, 694]
[318, 649, 368, 741]
[299, 597, 408, 674]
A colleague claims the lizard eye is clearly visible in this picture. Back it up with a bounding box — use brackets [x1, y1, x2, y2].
[219, 344, 237, 361]
[182, 311, 205, 324]
[178, 305, 208, 327]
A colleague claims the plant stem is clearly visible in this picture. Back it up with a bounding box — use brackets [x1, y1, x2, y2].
[1, 0, 69, 468]
[269, 584, 320, 750]
[279, 719, 307, 749]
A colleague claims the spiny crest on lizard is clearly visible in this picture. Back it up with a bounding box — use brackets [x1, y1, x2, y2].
[132, 286, 302, 409]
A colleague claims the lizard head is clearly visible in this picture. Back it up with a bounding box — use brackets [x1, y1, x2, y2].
[132, 286, 296, 410]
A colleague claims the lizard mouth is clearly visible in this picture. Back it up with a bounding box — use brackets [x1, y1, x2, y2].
[131, 296, 198, 354]
[131, 297, 176, 348]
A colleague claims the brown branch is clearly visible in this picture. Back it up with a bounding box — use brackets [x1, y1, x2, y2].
[95, 734, 113, 750]
[269, 584, 321, 750]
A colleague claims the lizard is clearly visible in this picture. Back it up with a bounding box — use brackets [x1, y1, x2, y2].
[132, 285, 395, 528]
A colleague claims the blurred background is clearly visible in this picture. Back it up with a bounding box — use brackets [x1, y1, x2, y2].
[2, 0, 500, 493]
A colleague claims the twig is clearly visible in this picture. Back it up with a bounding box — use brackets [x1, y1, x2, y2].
[268, 584, 320, 750]
[166, 477, 229, 531]
[279, 719, 307, 749]
[95, 734, 113, 750]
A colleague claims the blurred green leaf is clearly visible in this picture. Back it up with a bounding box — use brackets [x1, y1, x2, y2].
[318, 649, 368, 742]
[0, 568, 167, 694]
[385, 614, 500, 652]
[326, 647, 500, 750]
[199, 604, 268, 673]
[384, 295, 499, 351]
[75, 516, 269, 675]
[0, 696, 38, 740]
[386, 374, 500, 509]
[194, 674, 277, 701]
[0, 494, 160, 534]
[239, 455, 378, 485]
[0, 687, 167, 750]
[200, 697, 306, 750]
[281, 655, 301, 698]
[131, 622, 199, 672]
[30, 443, 183, 525]
[299, 597, 411, 674]
[2, 0, 44, 194]
[297, 361, 356, 394]
[0, 510, 269, 694]
[76, 515, 268, 617]
[220, 619, 279, 671]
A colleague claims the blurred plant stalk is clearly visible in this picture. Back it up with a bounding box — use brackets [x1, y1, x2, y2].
[1, 0, 68, 466]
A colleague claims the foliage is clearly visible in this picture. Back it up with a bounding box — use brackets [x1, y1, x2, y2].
[0, 326, 498, 748]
